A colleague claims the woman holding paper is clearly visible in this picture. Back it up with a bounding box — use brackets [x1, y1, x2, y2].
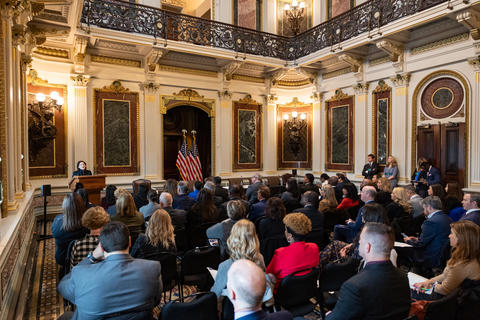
[413, 220, 480, 299]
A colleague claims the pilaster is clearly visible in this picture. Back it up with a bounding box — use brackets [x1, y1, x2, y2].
[20, 53, 30, 190]
[218, 89, 232, 175]
[311, 90, 322, 174]
[263, 93, 277, 174]
[353, 82, 369, 179]
[140, 82, 161, 180]
[70, 74, 90, 175]
[468, 57, 480, 187]
[390, 73, 411, 182]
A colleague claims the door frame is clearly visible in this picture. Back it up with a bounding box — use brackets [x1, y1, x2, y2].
[160, 89, 216, 179]
[412, 70, 469, 187]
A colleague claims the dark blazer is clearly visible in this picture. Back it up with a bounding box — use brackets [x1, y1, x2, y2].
[58, 254, 162, 320]
[72, 169, 92, 177]
[163, 206, 188, 229]
[407, 211, 452, 268]
[385, 201, 408, 223]
[250, 199, 267, 221]
[173, 194, 196, 212]
[362, 162, 378, 179]
[215, 185, 229, 203]
[460, 209, 480, 227]
[426, 166, 441, 186]
[258, 218, 285, 241]
[293, 205, 324, 231]
[280, 191, 301, 213]
[301, 183, 320, 195]
[326, 261, 411, 320]
[246, 181, 265, 204]
[237, 310, 293, 320]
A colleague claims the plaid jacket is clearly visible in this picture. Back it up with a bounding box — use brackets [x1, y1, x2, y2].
[70, 234, 99, 268]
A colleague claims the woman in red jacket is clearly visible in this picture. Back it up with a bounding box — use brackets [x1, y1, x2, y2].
[266, 213, 319, 292]
[337, 183, 360, 210]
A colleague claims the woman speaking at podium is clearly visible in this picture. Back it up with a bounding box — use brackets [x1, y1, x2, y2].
[72, 160, 92, 176]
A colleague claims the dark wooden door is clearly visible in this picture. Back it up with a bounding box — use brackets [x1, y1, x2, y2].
[163, 106, 211, 181]
[417, 123, 465, 187]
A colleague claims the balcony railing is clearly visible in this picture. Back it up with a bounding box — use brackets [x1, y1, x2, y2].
[81, 0, 449, 61]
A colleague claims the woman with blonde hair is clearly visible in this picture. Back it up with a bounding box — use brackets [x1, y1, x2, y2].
[413, 220, 480, 300]
[165, 178, 178, 197]
[384, 155, 399, 188]
[131, 209, 176, 258]
[319, 185, 341, 232]
[386, 187, 412, 223]
[211, 219, 270, 302]
[376, 176, 393, 206]
[111, 189, 145, 231]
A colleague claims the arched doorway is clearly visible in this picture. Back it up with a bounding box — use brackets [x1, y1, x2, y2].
[412, 70, 469, 188]
[163, 106, 211, 180]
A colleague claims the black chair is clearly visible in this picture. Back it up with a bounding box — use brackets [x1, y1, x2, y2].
[140, 251, 179, 302]
[275, 267, 320, 317]
[318, 258, 358, 316]
[179, 246, 220, 300]
[260, 235, 289, 266]
[424, 288, 459, 320]
[455, 279, 480, 320]
[189, 222, 216, 248]
[128, 225, 144, 252]
[345, 205, 360, 221]
[305, 228, 325, 250]
[175, 227, 189, 254]
[160, 292, 219, 320]
[64, 239, 77, 275]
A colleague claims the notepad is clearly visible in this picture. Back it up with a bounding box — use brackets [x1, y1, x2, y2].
[408, 272, 433, 295]
[394, 241, 413, 248]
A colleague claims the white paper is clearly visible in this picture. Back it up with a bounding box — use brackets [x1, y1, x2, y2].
[394, 241, 413, 248]
[408, 272, 433, 295]
[207, 267, 217, 280]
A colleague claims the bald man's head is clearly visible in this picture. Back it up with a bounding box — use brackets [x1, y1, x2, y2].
[159, 192, 173, 207]
[227, 259, 266, 310]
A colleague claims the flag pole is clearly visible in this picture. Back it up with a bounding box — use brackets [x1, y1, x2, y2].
[180, 129, 188, 181]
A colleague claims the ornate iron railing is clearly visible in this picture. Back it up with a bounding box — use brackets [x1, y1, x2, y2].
[81, 0, 449, 61]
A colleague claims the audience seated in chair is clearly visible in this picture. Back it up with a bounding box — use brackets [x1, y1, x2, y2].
[294, 190, 324, 249]
[131, 209, 177, 259]
[460, 192, 480, 226]
[70, 206, 110, 268]
[133, 184, 149, 211]
[217, 184, 250, 221]
[319, 185, 339, 232]
[160, 192, 188, 230]
[140, 189, 161, 221]
[266, 213, 319, 293]
[336, 183, 359, 211]
[227, 259, 292, 320]
[280, 177, 301, 213]
[207, 200, 246, 260]
[214, 176, 229, 203]
[204, 181, 225, 208]
[246, 174, 265, 204]
[257, 198, 288, 263]
[249, 186, 270, 222]
[173, 181, 196, 212]
[57, 221, 162, 320]
[411, 220, 480, 301]
[406, 185, 424, 218]
[376, 177, 393, 207]
[111, 189, 145, 240]
[102, 184, 117, 214]
[188, 181, 203, 202]
[300, 173, 320, 195]
[325, 223, 411, 320]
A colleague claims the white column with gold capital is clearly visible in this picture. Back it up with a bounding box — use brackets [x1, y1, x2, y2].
[263, 94, 277, 174]
[311, 91, 322, 174]
[140, 82, 161, 180]
[353, 82, 370, 179]
[390, 73, 411, 182]
[71, 74, 90, 175]
[218, 90, 232, 176]
[468, 58, 480, 188]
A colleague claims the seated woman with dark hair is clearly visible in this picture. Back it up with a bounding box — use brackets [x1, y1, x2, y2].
[413, 221, 480, 300]
[258, 197, 287, 241]
[319, 203, 390, 269]
[266, 213, 319, 292]
[76, 188, 96, 209]
[444, 182, 465, 222]
[131, 209, 177, 259]
[101, 184, 117, 211]
[337, 183, 359, 211]
[281, 177, 301, 213]
[188, 188, 219, 227]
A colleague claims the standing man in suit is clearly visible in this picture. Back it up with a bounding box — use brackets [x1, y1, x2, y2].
[460, 193, 480, 226]
[426, 161, 441, 186]
[362, 154, 378, 180]
[58, 221, 162, 320]
[227, 259, 292, 320]
[326, 223, 410, 320]
[246, 174, 265, 204]
[213, 176, 229, 203]
[404, 196, 451, 269]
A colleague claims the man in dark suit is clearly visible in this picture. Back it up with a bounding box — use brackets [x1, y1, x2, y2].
[294, 191, 323, 230]
[301, 173, 319, 194]
[249, 186, 270, 222]
[460, 193, 480, 226]
[227, 259, 292, 320]
[426, 162, 441, 186]
[326, 223, 410, 320]
[58, 221, 162, 320]
[218, 184, 251, 220]
[214, 176, 229, 203]
[246, 174, 265, 204]
[362, 154, 378, 179]
[160, 192, 187, 229]
[173, 181, 195, 212]
[404, 196, 451, 269]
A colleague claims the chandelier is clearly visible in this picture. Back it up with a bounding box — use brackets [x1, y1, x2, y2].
[284, 0, 306, 35]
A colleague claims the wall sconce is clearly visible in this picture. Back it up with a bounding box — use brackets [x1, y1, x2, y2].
[283, 110, 307, 157]
[284, 0, 306, 35]
[35, 91, 64, 112]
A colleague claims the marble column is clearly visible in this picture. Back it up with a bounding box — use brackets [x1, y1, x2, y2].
[140, 82, 161, 180]
[71, 74, 91, 175]
[20, 54, 31, 190]
[353, 82, 370, 179]
[311, 91, 322, 174]
[468, 58, 480, 188]
[263, 94, 277, 175]
[12, 47, 23, 199]
[0, 12, 10, 215]
[218, 90, 233, 176]
[390, 73, 411, 184]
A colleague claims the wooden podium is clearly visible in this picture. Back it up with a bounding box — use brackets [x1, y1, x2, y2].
[69, 175, 106, 205]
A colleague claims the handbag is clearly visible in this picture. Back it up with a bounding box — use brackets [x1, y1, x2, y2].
[409, 299, 430, 320]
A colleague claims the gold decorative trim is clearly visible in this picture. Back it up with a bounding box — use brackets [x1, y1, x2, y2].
[326, 88, 349, 102]
[411, 70, 469, 186]
[369, 56, 390, 66]
[277, 79, 312, 87]
[238, 94, 261, 105]
[158, 64, 218, 77]
[99, 80, 130, 93]
[91, 55, 141, 68]
[280, 97, 311, 108]
[8, 200, 19, 211]
[14, 192, 24, 199]
[173, 88, 203, 98]
[373, 79, 391, 93]
[323, 67, 351, 80]
[410, 33, 469, 55]
[34, 46, 69, 58]
[231, 74, 265, 83]
[372, 89, 392, 167]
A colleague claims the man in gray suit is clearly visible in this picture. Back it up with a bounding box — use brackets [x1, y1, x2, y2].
[58, 221, 162, 320]
[406, 186, 424, 218]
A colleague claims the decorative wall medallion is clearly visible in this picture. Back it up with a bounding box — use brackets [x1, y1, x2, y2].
[421, 77, 464, 119]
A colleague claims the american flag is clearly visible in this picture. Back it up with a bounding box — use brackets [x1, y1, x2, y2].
[176, 133, 192, 181]
[188, 131, 203, 181]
